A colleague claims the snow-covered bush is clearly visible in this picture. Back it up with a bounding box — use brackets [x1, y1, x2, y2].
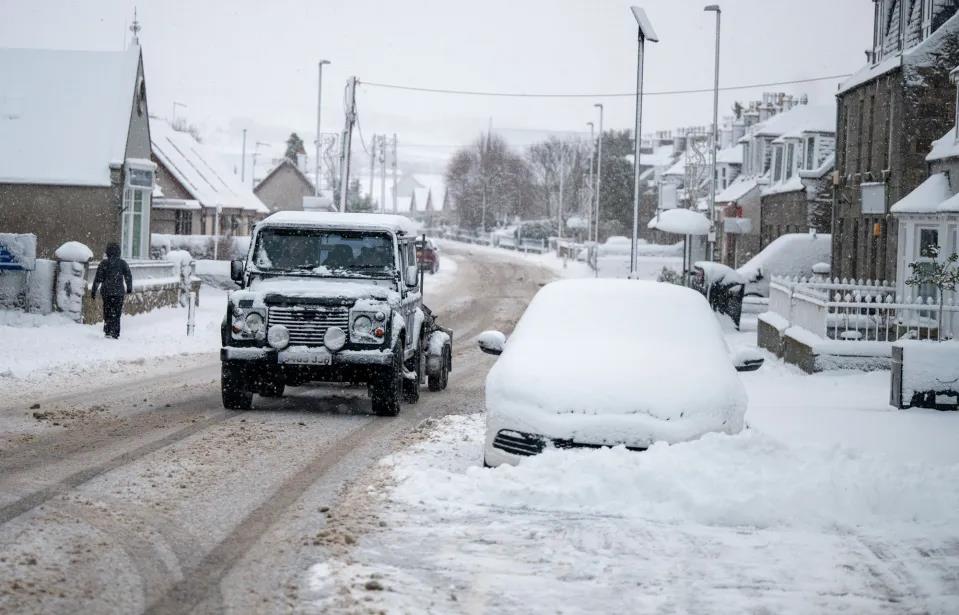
[657, 266, 684, 285]
[164, 250, 195, 306]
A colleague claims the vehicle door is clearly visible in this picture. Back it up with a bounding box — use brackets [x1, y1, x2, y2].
[398, 238, 420, 356]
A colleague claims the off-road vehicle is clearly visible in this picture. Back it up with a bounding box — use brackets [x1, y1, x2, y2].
[220, 211, 452, 415]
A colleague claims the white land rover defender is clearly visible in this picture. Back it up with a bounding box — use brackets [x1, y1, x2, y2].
[220, 211, 452, 415]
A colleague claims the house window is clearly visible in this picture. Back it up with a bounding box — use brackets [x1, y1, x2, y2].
[786, 143, 795, 180]
[121, 188, 148, 258]
[174, 210, 192, 235]
[921, 0, 933, 39]
[805, 136, 816, 169]
[919, 227, 939, 258]
[773, 146, 784, 182]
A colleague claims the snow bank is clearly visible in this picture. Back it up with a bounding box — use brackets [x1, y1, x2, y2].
[647, 208, 711, 236]
[737, 233, 831, 296]
[54, 241, 93, 262]
[486, 280, 746, 446]
[0, 232, 37, 270]
[163, 249, 193, 267]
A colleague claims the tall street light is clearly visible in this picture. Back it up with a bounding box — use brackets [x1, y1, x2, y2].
[587, 121, 595, 243]
[314, 60, 331, 196]
[629, 6, 658, 278]
[705, 5, 721, 262]
[593, 103, 604, 244]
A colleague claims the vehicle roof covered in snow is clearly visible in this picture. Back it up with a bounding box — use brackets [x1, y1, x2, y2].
[258, 211, 419, 235]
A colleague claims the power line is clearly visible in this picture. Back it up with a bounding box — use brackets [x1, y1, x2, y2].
[358, 74, 853, 99]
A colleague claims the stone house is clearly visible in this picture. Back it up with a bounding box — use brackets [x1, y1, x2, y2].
[890, 64, 959, 299]
[254, 158, 315, 214]
[150, 117, 268, 237]
[832, 1, 959, 283]
[715, 95, 826, 266]
[0, 43, 155, 259]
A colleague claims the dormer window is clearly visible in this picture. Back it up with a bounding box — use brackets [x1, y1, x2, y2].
[773, 145, 784, 182]
[785, 143, 796, 180]
[805, 136, 816, 169]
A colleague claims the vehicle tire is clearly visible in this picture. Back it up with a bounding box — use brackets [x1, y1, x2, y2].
[428, 346, 449, 391]
[403, 337, 423, 404]
[221, 363, 253, 410]
[371, 345, 403, 417]
[259, 375, 285, 398]
[431, 261, 439, 274]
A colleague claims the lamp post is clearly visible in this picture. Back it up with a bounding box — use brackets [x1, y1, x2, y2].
[314, 60, 330, 196]
[629, 6, 659, 278]
[587, 121, 595, 243]
[593, 103, 604, 244]
[705, 5, 721, 262]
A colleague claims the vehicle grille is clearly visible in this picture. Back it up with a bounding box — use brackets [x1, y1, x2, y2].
[493, 429, 647, 457]
[492, 430, 545, 457]
[268, 306, 350, 346]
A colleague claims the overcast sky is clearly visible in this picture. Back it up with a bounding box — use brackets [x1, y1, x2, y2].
[2, 0, 872, 174]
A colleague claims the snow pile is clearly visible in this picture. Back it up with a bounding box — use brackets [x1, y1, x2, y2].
[53, 241, 93, 263]
[737, 233, 831, 296]
[389, 415, 959, 530]
[927, 126, 959, 162]
[647, 208, 711, 236]
[486, 280, 746, 446]
[163, 249, 193, 267]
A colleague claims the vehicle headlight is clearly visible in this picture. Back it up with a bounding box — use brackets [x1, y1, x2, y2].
[353, 315, 373, 337]
[267, 324, 290, 349]
[245, 312, 265, 338]
[324, 326, 346, 352]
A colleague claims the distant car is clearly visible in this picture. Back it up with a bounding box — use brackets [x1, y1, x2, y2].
[416, 238, 440, 274]
[737, 233, 831, 297]
[478, 279, 762, 467]
[690, 261, 747, 329]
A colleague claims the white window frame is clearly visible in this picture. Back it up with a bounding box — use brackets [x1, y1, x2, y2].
[805, 136, 816, 169]
[786, 143, 796, 180]
[773, 146, 784, 182]
[121, 160, 155, 259]
[921, 0, 934, 39]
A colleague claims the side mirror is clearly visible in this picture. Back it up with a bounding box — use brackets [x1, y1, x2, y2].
[405, 265, 419, 287]
[230, 260, 245, 283]
[478, 330, 506, 356]
[732, 348, 764, 372]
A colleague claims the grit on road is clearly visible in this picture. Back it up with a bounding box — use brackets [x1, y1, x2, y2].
[0, 244, 552, 614]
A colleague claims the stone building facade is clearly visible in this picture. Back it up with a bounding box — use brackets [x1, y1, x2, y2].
[832, 1, 959, 283]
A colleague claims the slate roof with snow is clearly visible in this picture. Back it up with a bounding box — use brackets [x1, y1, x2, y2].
[837, 10, 959, 95]
[927, 126, 959, 162]
[890, 172, 955, 214]
[716, 144, 743, 165]
[0, 45, 141, 186]
[750, 104, 836, 139]
[716, 176, 759, 203]
[151, 118, 268, 214]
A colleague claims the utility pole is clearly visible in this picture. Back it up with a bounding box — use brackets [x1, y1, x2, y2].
[391, 134, 398, 214]
[705, 5, 722, 262]
[594, 103, 604, 244]
[251, 141, 269, 190]
[369, 135, 377, 209]
[379, 135, 387, 216]
[339, 77, 357, 212]
[240, 128, 247, 182]
[314, 60, 330, 196]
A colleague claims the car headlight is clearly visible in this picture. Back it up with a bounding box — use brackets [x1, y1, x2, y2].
[267, 324, 290, 349]
[353, 315, 373, 337]
[324, 326, 346, 352]
[245, 312, 265, 339]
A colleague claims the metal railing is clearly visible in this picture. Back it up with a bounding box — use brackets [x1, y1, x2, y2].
[768, 276, 959, 341]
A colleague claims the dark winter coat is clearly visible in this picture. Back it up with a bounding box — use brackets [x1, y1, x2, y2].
[92, 244, 133, 298]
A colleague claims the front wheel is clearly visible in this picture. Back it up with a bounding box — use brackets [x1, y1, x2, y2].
[371, 347, 403, 417]
[221, 363, 253, 410]
[428, 346, 450, 391]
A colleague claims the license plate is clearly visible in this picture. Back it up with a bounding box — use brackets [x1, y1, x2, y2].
[279, 348, 332, 366]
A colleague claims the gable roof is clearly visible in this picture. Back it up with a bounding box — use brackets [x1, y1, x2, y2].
[0, 45, 141, 186]
[151, 117, 268, 214]
[255, 158, 315, 193]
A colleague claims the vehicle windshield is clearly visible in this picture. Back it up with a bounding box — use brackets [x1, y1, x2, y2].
[252, 228, 395, 277]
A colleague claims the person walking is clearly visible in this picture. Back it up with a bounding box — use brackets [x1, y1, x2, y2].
[91, 243, 133, 339]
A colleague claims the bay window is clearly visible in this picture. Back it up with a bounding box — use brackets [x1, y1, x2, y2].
[121, 160, 155, 259]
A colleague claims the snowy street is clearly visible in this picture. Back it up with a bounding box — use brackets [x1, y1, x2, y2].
[3, 246, 956, 613]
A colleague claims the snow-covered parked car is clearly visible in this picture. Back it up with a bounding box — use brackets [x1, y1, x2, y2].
[221, 212, 452, 414]
[737, 232, 831, 297]
[478, 279, 761, 467]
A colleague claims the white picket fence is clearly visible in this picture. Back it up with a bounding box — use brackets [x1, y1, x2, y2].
[769, 276, 959, 341]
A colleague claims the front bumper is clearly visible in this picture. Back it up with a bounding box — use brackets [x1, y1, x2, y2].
[221, 345, 394, 366]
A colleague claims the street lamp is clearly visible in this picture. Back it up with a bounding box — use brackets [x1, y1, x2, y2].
[315, 60, 331, 196]
[629, 6, 659, 278]
[587, 121, 595, 243]
[705, 5, 721, 262]
[593, 103, 604, 244]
